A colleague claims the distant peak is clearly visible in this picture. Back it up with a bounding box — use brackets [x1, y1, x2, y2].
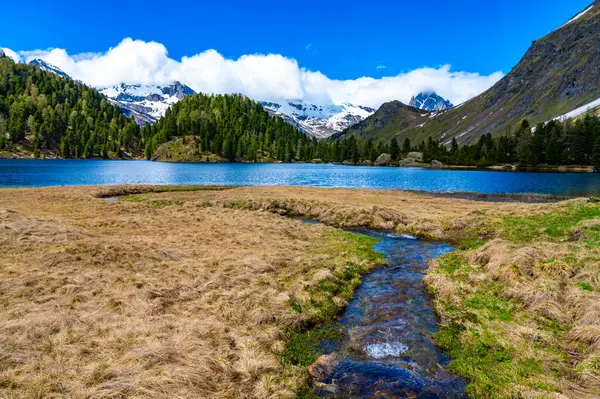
[29, 59, 70, 79]
[409, 92, 454, 112]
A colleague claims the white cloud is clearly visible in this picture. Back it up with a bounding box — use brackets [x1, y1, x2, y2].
[6, 38, 504, 109]
[1, 48, 21, 63]
[376, 65, 387, 69]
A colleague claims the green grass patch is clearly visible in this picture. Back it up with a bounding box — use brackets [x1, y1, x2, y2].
[120, 194, 145, 203]
[501, 202, 600, 243]
[430, 255, 564, 397]
[577, 282, 594, 292]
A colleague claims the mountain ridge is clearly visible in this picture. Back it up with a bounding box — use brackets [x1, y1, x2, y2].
[344, 1, 600, 146]
[259, 100, 375, 139]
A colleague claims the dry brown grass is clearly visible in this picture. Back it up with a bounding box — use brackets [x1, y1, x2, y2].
[0, 186, 398, 398]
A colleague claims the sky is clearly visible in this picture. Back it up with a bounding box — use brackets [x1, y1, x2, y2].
[1, 0, 593, 108]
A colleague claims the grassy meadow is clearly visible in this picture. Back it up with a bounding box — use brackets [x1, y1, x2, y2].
[0, 185, 599, 398]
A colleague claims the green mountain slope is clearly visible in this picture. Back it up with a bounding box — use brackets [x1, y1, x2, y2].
[344, 0, 600, 146]
[331, 101, 427, 141]
[0, 56, 140, 158]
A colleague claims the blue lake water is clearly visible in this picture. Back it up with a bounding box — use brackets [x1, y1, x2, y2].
[1, 159, 600, 195]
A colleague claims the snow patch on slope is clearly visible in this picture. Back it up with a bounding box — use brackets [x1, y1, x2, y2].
[555, 97, 600, 122]
[561, 5, 594, 28]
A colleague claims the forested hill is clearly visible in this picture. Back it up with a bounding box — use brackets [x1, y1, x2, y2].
[0, 56, 140, 158]
[143, 93, 326, 162]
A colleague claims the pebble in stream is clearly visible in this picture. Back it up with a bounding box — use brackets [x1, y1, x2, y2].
[316, 229, 468, 399]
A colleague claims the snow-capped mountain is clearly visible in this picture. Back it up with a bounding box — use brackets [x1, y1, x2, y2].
[24, 57, 373, 134]
[259, 101, 376, 138]
[409, 92, 454, 112]
[99, 82, 196, 125]
[29, 59, 70, 79]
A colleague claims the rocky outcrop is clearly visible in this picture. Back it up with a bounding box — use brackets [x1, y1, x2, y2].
[374, 153, 392, 166]
[407, 152, 424, 162]
[400, 152, 424, 167]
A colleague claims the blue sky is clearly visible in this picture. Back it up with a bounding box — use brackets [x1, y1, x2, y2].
[1, 0, 593, 107]
[2, 0, 590, 78]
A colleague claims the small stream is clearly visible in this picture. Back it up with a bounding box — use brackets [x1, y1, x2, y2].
[315, 228, 467, 398]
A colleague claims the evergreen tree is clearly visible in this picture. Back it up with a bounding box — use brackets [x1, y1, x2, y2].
[390, 138, 399, 160]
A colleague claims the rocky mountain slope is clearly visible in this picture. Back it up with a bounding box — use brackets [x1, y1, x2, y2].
[100, 83, 196, 125]
[409, 92, 454, 111]
[259, 100, 375, 139]
[346, 1, 600, 146]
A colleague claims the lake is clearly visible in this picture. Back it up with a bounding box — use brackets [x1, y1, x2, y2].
[1, 159, 600, 196]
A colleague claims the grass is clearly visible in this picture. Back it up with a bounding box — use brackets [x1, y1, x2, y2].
[426, 198, 600, 398]
[3, 185, 600, 398]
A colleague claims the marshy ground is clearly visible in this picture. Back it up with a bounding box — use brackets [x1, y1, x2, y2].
[0, 186, 599, 398]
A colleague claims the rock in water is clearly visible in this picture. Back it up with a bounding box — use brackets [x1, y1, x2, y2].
[374, 153, 392, 166]
[307, 353, 340, 381]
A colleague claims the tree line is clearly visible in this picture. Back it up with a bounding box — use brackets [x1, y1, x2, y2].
[420, 116, 600, 168]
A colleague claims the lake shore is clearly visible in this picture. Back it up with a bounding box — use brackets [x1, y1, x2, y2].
[1, 186, 599, 397]
[1, 145, 597, 174]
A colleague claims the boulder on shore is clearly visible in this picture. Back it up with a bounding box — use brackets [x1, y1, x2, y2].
[374, 153, 392, 166]
[400, 158, 420, 167]
[406, 152, 424, 162]
[431, 160, 444, 168]
[307, 353, 340, 381]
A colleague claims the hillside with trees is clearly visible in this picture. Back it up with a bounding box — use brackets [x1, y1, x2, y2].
[143, 93, 319, 162]
[0, 56, 140, 158]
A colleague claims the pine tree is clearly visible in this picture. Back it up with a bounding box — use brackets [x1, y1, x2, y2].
[390, 138, 399, 160]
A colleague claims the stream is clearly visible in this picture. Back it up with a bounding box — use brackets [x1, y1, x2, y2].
[315, 228, 467, 398]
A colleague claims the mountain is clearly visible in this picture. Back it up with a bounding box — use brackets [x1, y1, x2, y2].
[348, 1, 600, 146]
[100, 82, 196, 126]
[259, 100, 375, 139]
[0, 57, 140, 158]
[146, 93, 315, 163]
[409, 92, 454, 112]
[332, 101, 428, 142]
[28, 59, 70, 79]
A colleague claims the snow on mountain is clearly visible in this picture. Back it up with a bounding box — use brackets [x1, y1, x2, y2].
[560, 4, 595, 28]
[259, 100, 376, 139]
[25, 57, 373, 135]
[29, 59, 70, 79]
[99, 82, 196, 125]
[409, 92, 454, 112]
